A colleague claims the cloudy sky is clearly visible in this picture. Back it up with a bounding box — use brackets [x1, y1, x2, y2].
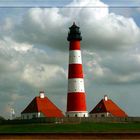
[0, 0, 140, 118]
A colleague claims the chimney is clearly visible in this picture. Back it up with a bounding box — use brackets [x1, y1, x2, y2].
[104, 95, 108, 101]
[39, 91, 45, 98]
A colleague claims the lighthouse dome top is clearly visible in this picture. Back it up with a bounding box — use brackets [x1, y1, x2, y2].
[69, 22, 79, 29]
[67, 22, 82, 41]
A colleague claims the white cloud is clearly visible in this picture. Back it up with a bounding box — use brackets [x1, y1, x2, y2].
[22, 64, 66, 88]
[0, 37, 33, 52]
[2, 18, 13, 31]
[12, 0, 140, 52]
[84, 50, 140, 85]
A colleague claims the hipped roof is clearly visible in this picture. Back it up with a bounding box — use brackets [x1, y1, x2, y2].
[90, 98, 128, 117]
[21, 96, 64, 118]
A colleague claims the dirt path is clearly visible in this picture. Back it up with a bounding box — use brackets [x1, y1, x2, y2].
[0, 132, 140, 139]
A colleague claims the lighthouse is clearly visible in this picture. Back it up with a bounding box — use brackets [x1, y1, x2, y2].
[66, 22, 88, 117]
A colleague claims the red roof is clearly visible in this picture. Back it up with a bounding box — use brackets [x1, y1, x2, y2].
[21, 96, 64, 118]
[90, 98, 128, 117]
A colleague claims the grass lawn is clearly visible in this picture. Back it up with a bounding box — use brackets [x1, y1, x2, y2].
[0, 122, 140, 133]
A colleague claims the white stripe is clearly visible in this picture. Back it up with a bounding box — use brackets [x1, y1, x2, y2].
[69, 50, 82, 64]
[68, 78, 85, 93]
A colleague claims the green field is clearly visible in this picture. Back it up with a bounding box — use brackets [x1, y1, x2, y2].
[0, 122, 140, 133]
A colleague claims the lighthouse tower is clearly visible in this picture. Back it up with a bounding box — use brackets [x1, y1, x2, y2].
[66, 22, 88, 117]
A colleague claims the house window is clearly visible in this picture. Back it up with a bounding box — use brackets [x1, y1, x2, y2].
[32, 114, 36, 118]
[75, 114, 77, 117]
[101, 114, 105, 117]
[27, 115, 29, 119]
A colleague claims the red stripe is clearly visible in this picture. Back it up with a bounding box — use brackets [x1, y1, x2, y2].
[67, 92, 87, 111]
[69, 41, 81, 50]
[68, 64, 83, 78]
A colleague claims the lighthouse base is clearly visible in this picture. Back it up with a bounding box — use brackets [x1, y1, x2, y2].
[66, 111, 88, 117]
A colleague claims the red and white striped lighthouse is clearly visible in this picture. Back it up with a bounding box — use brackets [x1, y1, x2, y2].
[66, 22, 88, 117]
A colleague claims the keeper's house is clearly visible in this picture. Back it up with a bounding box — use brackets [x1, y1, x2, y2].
[89, 95, 128, 118]
[21, 91, 64, 119]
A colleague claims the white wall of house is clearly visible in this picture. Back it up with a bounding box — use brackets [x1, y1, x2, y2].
[21, 112, 45, 119]
[66, 111, 88, 117]
[90, 112, 112, 118]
